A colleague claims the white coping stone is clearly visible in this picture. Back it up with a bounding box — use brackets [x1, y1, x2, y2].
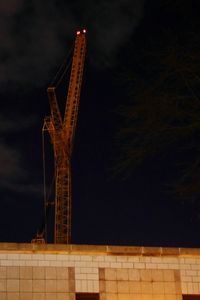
[162, 257, 179, 264]
[185, 258, 196, 264]
[50, 261, 63, 267]
[98, 262, 110, 268]
[181, 276, 192, 282]
[56, 254, 69, 261]
[80, 256, 92, 262]
[81, 280, 87, 292]
[86, 274, 99, 280]
[181, 282, 188, 294]
[87, 280, 94, 292]
[18, 261, 26, 266]
[38, 261, 50, 267]
[139, 257, 151, 263]
[20, 254, 32, 260]
[75, 280, 81, 292]
[10, 261, 20, 267]
[25, 261, 38, 266]
[3, 251, 200, 295]
[110, 263, 122, 268]
[191, 265, 200, 270]
[167, 264, 179, 269]
[93, 280, 99, 292]
[134, 263, 145, 269]
[116, 256, 128, 262]
[79, 267, 98, 274]
[7, 254, 20, 260]
[151, 257, 163, 263]
[32, 255, 45, 261]
[179, 264, 191, 270]
[0, 255, 7, 260]
[1, 261, 12, 266]
[44, 255, 56, 261]
[83, 262, 99, 268]
[104, 256, 117, 262]
[76, 274, 87, 280]
[127, 257, 140, 262]
[157, 264, 169, 269]
[69, 255, 80, 261]
[92, 256, 105, 262]
[74, 262, 88, 268]
[2, 251, 200, 293]
[186, 270, 197, 276]
[180, 270, 186, 275]
[145, 263, 158, 269]
[122, 263, 133, 269]
[192, 276, 200, 282]
[61, 261, 74, 267]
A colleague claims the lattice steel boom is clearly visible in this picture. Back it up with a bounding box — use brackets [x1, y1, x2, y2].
[43, 30, 86, 244]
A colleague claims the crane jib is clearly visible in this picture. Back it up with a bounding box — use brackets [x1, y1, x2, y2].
[43, 30, 86, 244]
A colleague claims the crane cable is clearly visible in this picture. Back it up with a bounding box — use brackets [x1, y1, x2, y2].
[42, 128, 57, 242]
[42, 128, 47, 241]
[50, 44, 74, 89]
[41, 41, 74, 242]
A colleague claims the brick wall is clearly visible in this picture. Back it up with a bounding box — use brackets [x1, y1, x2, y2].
[0, 244, 200, 299]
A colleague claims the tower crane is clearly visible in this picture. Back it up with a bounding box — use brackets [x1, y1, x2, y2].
[43, 29, 86, 244]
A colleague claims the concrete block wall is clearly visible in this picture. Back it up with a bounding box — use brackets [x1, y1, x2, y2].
[0, 265, 75, 300]
[0, 244, 200, 299]
[99, 268, 182, 300]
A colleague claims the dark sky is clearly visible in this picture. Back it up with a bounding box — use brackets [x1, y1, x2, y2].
[1, 0, 200, 247]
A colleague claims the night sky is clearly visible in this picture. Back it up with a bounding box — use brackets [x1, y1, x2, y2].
[1, 0, 200, 247]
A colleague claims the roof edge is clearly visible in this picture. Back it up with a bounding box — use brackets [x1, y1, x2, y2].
[0, 243, 200, 257]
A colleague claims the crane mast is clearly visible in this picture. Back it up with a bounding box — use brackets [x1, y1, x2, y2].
[43, 30, 86, 244]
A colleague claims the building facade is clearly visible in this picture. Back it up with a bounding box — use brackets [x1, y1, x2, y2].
[0, 243, 199, 299]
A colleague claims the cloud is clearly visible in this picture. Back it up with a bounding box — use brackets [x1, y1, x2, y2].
[0, 0, 76, 89]
[0, 0, 146, 200]
[1, 179, 43, 195]
[0, 114, 38, 133]
[0, 142, 26, 180]
[0, 141, 42, 196]
[0, 0, 23, 15]
[0, 113, 41, 196]
[0, 0, 145, 88]
[82, 0, 146, 67]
